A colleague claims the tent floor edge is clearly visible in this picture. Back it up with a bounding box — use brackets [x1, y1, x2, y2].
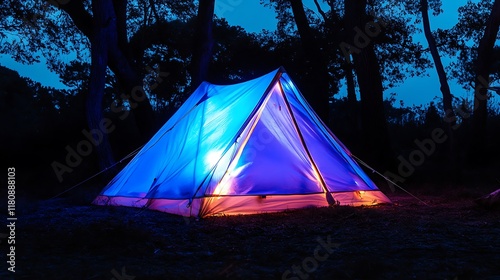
[93, 191, 390, 217]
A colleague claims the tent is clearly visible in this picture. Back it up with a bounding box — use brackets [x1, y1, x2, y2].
[93, 68, 391, 217]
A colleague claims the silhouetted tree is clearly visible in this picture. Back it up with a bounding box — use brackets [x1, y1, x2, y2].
[419, 0, 457, 169]
[288, 0, 330, 123]
[57, 0, 157, 142]
[343, 0, 393, 167]
[471, 0, 500, 163]
[86, 0, 118, 169]
[0, 0, 197, 169]
[263, 0, 331, 122]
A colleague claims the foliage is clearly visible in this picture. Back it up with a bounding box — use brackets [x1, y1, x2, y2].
[263, 0, 431, 90]
[435, 0, 500, 89]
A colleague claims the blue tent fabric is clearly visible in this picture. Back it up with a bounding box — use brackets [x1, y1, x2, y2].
[94, 68, 391, 217]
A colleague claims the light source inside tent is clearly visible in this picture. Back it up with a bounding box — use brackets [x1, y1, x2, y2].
[212, 176, 231, 197]
[212, 164, 245, 197]
[205, 149, 223, 167]
[205, 148, 236, 197]
[208, 85, 276, 198]
[357, 191, 365, 198]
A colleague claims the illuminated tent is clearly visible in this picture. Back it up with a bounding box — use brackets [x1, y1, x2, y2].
[93, 68, 390, 217]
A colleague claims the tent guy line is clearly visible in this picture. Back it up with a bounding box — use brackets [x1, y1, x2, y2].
[48, 144, 425, 207]
[351, 154, 429, 206]
[47, 145, 144, 200]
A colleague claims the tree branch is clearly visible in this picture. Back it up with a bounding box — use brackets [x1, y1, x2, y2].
[148, 0, 161, 23]
[52, 0, 93, 39]
[313, 0, 328, 23]
[113, 0, 130, 60]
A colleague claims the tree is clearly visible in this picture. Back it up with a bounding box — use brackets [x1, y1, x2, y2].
[432, 0, 500, 163]
[85, 0, 118, 169]
[288, 0, 330, 123]
[264, 0, 331, 123]
[440, 1, 496, 88]
[64, 0, 161, 169]
[470, 0, 500, 163]
[55, 0, 158, 141]
[419, 0, 457, 169]
[310, 1, 429, 154]
[343, 0, 393, 167]
[263, 0, 429, 165]
[209, 20, 281, 81]
[0, 0, 197, 169]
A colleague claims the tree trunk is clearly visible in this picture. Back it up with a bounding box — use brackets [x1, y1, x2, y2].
[108, 0, 156, 140]
[57, 0, 157, 142]
[345, 62, 360, 147]
[346, 63, 357, 105]
[107, 48, 156, 140]
[191, 0, 215, 88]
[113, 0, 130, 59]
[470, 0, 500, 164]
[420, 0, 457, 173]
[289, 0, 330, 124]
[344, 0, 392, 168]
[88, 0, 116, 169]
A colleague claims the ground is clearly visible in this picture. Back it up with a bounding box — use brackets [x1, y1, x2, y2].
[3, 185, 500, 280]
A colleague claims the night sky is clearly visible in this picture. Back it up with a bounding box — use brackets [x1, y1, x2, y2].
[1, 0, 497, 107]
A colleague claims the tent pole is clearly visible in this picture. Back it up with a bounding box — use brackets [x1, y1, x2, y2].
[277, 81, 336, 205]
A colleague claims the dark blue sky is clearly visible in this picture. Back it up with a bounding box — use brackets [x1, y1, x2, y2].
[1, 0, 497, 107]
[219, 0, 477, 107]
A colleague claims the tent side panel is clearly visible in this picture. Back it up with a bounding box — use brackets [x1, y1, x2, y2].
[280, 74, 385, 193]
[98, 70, 282, 200]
